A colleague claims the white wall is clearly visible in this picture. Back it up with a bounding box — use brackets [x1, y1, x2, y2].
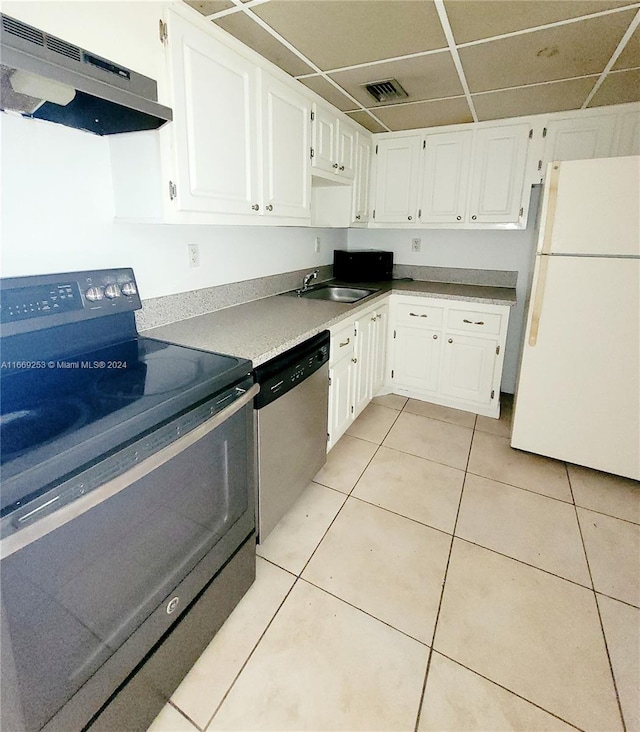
[0, 114, 344, 300]
[348, 200, 541, 393]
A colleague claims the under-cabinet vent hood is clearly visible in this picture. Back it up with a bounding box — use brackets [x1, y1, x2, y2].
[0, 14, 173, 135]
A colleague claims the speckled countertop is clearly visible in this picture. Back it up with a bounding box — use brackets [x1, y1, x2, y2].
[142, 280, 516, 366]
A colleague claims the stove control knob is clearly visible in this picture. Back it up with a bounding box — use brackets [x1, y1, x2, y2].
[104, 284, 121, 299]
[85, 286, 104, 302]
[121, 282, 137, 297]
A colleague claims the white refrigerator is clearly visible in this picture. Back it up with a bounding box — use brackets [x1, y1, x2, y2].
[511, 155, 640, 480]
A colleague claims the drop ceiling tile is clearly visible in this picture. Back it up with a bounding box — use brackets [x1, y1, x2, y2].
[613, 24, 640, 70]
[345, 111, 387, 133]
[473, 77, 597, 121]
[374, 97, 473, 131]
[589, 68, 640, 106]
[459, 10, 637, 93]
[299, 76, 356, 112]
[214, 11, 314, 77]
[329, 52, 463, 109]
[443, 0, 634, 45]
[252, 0, 447, 71]
[184, 0, 235, 15]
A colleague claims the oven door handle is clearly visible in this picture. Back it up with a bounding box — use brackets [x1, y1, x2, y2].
[1, 382, 260, 559]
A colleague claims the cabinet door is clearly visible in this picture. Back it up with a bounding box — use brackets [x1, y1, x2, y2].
[542, 114, 617, 164]
[336, 120, 357, 180]
[261, 72, 311, 220]
[353, 312, 375, 417]
[312, 103, 337, 175]
[392, 326, 441, 392]
[371, 304, 388, 395]
[615, 111, 640, 156]
[420, 130, 472, 223]
[168, 11, 260, 215]
[328, 354, 355, 449]
[440, 334, 496, 405]
[467, 124, 530, 224]
[373, 136, 422, 223]
[352, 133, 372, 223]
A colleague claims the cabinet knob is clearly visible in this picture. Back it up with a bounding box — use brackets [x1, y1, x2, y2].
[251, 204, 260, 211]
[456, 215, 462, 221]
[339, 165, 345, 171]
[352, 357, 358, 364]
[356, 214, 361, 220]
[408, 215, 413, 221]
[333, 163, 339, 169]
[371, 316, 377, 322]
[266, 204, 273, 212]
[448, 338, 453, 343]
[471, 215, 477, 220]
[433, 334, 438, 339]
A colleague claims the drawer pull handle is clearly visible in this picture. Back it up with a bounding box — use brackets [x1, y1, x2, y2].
[339, 338, 350, 347]
[409, 312, 428, 318]
[463, 319, 485, 325]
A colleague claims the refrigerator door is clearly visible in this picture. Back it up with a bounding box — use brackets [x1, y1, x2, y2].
[539, 156, 640, 257]
[512, 255, 640, 480]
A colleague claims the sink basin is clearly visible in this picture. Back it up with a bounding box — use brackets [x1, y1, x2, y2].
[297, 285, 377, 303]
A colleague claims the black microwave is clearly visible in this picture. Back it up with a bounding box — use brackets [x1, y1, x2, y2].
[333, 250, 393, 283]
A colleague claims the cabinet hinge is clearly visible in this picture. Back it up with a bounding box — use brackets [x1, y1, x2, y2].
[491, 389, 495, 399]
[496, 345, 500, 355]
[351, 405, 354, 413]
[159, 19, 168, 44]
[310, 147, 314, 159]
[328, 376, 332, 386]
[393, 329, 396, 339]
[528, 128, 533, 139]
[423, 140, 426, 149]
[327, 432, 330, 442]
[372, 209, 376, 220]
[418, 208, 422, 218]
[168, 180, 177, 200]
[542, 127, 547, 138]
[538, 160, 542, 171]
[311, 111, 315, 122]
[391, 369, 394, 379]
[375, 144, 378, 154]
[519, 207, 524, 217]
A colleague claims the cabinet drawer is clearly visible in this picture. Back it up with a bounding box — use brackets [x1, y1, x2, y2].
[396, 301, 444, 327]
[447, 308, 503, 335]
[330, 321, 355, 363]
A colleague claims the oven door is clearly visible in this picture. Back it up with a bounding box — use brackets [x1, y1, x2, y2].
[0, 380, 258, 732]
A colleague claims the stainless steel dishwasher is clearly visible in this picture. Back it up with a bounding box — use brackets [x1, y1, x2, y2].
[254, 331, 330, 542]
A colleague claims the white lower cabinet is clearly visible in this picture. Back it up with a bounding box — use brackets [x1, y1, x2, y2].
[390, 296, 510, 418]
[327, 301, 388, 449]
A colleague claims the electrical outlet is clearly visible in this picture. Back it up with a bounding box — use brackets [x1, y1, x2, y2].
[314, 236, 321, 253]
[411, 238, 422, 252]
[188, 244, 200, 268]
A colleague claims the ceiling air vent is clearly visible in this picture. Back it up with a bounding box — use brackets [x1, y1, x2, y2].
[46, 35, 82, 62]
[363, 78, 408, 103]
[2, 15, 44, 47]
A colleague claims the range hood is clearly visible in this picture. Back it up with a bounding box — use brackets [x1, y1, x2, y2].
[0, 13, 172, 135]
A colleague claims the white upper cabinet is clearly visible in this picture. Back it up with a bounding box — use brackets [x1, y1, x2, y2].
[261, 71, 311, 219]
[467, 123, 530, 224]
[352, 132, 372, 223]
[615, 110, 640, 156]
[372, 135, 422, 223]
[420, 130, 472, 223]
[541, 113, 617, 164]
[311, 103, 357, 181]
[169, 10, 260, 216]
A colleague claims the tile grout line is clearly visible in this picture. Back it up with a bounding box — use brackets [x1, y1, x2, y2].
[413, 414, 476, 731]
[430, 650, 587, 732]
[564, 463, 628, 732]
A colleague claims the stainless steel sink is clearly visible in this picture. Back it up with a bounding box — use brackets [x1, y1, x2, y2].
[297, 285, 377, 303]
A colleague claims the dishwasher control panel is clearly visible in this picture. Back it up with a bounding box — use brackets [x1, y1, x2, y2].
[253, 331, 330, 409]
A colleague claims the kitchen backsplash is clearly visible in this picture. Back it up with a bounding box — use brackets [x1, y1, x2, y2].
[393, 265, 517, 288]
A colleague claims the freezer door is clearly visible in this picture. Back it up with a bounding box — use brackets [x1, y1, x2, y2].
[538, 156, 640, 257]
[512, 256, 640, 480]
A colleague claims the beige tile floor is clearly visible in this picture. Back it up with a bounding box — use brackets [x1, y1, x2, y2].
[149, 394, 640, 732]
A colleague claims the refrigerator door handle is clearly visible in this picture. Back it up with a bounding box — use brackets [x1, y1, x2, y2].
[540, 162, 561, 255]
[528, 255, 550, 346]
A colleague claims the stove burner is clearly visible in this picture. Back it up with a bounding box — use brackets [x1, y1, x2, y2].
[93, 357, 200, 399]
[1, 399, 88, 460]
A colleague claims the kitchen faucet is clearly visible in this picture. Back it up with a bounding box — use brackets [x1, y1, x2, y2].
[299, 269, 319, 293]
